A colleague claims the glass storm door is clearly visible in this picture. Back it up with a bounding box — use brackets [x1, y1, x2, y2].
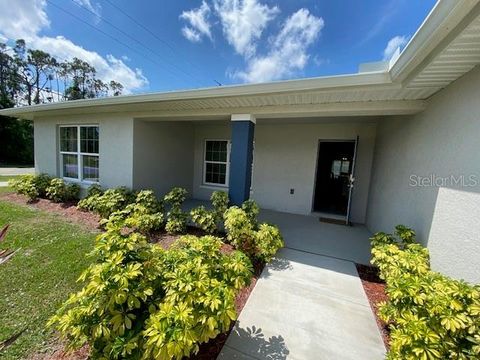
[313, 139, 357, 224]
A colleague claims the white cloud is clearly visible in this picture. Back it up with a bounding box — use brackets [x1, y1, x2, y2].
[180, 1, 212, 43]
[213, 0, 279, 58]
[236, 9, 324, 83]
[32, 36, 148, 93]
[383, 35, 408, 60]
[0, 0, 49, 40]
[181, 26, 202, 43]
[0, 0, 148, 93]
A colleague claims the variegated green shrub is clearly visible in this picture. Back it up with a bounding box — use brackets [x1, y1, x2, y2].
[9, 173, 52, 200]
[190, 206, 217, 234]
[48, 222, 253, 360]
[164, 187, 188, 234]
[78, 187, 135, 218]
[190, 191, 229, 234]
[46, 178, 80, 202]
[224, 201, 284, 262]
[102, 190, 164, 234]
[371, 225, 480, 359]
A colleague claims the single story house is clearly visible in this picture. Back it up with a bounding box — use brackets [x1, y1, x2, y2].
[2, 0, 480, 283]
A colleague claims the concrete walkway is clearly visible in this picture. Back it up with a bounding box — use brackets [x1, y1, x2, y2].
[218, 248, 385, 360]
[0, 167, 34, 175]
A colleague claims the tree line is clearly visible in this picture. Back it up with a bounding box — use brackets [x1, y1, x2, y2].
[0, 39, 124, 108]
[0, 39, 125, 165]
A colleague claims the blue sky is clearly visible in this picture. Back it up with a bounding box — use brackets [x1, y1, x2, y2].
[0, 0, 437, 94]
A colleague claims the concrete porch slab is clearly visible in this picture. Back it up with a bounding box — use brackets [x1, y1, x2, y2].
[183, 199, 373, 264]
[259, 209, 373, 264]
[218, 248, 385, 360]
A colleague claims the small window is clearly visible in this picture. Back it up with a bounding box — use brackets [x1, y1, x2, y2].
[204, 140, 229, 186]
[59, 125, 99, 183]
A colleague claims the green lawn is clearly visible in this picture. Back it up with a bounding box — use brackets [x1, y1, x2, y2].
[0, 187, 13, 196]
[0, 200, 97, 359]
[0, 175, 22, 182]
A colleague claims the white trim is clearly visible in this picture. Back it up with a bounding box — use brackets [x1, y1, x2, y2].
[203, 139, 230, 187]
[59, 125, 99, 184]
[0, 72, 392, 118]
[231, 114, 256, 123]
[389, 0, 480, 81]
[1, 1, 478, 121]
[200, 184, 229, 191]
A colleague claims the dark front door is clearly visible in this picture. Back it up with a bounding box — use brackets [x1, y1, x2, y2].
[313, 141, 355, 215]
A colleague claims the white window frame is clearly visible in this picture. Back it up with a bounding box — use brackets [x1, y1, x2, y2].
[59, 124, 99, 184]
[203, 139, 231, 187]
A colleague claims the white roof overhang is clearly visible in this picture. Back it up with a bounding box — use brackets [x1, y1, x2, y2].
[1, 0, 479, 121]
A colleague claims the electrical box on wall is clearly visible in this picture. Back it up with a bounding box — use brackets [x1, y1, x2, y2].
[290, 188, 294, 195]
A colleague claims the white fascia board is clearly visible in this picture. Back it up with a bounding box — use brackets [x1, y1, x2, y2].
[389, 0, 480, 82]
[0, 72, 391, 119]
[231, 114, 256, 123]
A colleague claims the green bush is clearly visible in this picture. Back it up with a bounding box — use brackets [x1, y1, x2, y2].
[211, 191, 229, 222]
[135, 190, 163, 213]
[86, 183, 103, 197]
[46, 178, 80, 202]
[78, 187, 135, 218]
[103, 190, 164, 234]
[190, 191, 229, 234]
[224, 206, 255, 253]
[371, 225, 480, 359]
[255, 223, 284, 262]
[163, 187, 187, 206]
[164, 187, 188, 234]
[224, 202, 284, 262]
[165, 208, 188, 234]
[190, 206, 217, 234]
[241, 199, 259, 226]
[48, 222, 252, 359]
[9, 173, 51, 201]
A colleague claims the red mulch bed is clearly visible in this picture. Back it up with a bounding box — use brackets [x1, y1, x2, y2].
[0, 193, 263, 359]
[0, 193, 101, 232]
[356, 263, 390, 349]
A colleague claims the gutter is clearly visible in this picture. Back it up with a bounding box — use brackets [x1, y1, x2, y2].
[0, 71, 392, 119]
[389, 0, 480, 82]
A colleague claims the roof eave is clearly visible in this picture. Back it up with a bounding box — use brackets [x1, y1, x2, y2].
[0, 72, 392, 120]
[389, 0, 480, 82]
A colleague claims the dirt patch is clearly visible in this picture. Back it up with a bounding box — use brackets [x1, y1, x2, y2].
[0, 193, 101, 232]
[29, 341, 89, 360]
[356, 263, 390, 349]
[149, 226, 207, 249]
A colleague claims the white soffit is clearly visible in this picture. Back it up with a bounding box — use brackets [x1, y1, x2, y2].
[405, 7, 480, 91]
[0, 0, 480, 120]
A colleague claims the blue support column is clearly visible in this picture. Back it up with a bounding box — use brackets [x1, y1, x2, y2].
[228, 114, 255, 206]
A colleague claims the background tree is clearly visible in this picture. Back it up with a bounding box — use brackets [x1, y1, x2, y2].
[0, 39, 125, 165]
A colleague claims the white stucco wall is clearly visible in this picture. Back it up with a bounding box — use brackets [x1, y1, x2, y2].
[33, 114, 134, 189]
[366, 65, 480, 283]
[192, 120, 377, 223]
[253, 122, 376, 222]
[132, 120, 194, 196]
